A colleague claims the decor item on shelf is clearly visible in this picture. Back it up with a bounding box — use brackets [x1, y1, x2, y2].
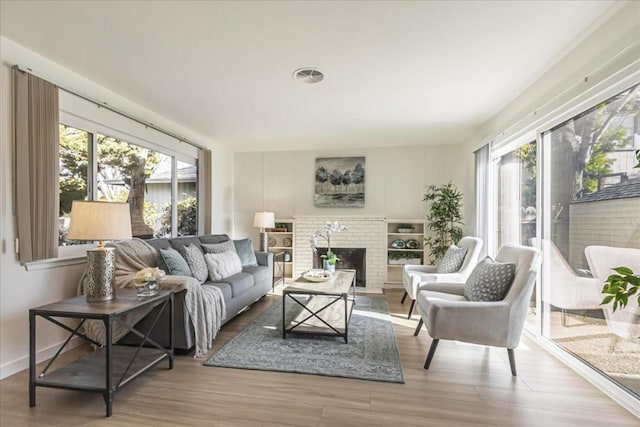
[283, 251, 291, 262]
[391, 239, 407, 249]
[271, 222, 289, 232]
[67, 201, 132, 302]
[315, 157, 365, 207]
[406, 239, 420, 249]
[253, 211, 275, 252]
[310, 221, 346, 272]
[302, 269, 333, 282]
[423, 182, 464, 263]
[389, 251, 422, 265]
[397, 223, 415, 233]
[133, 267, 164, 297]
[283, 237, 292, 247]
[268, 236, 277, 247]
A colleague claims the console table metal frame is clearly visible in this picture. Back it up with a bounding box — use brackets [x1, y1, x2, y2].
[282, 269, 356, 343]
[29, 289, 174, 417]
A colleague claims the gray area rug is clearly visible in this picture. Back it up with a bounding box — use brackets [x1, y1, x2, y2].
[204, 296, 405, 383]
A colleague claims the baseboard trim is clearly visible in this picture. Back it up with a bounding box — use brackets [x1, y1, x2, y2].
[524, 329, 640, 418]
[0, 337, 83, 380]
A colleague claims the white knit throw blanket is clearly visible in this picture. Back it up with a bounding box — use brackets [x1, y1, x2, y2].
[77, 238, 225, 358]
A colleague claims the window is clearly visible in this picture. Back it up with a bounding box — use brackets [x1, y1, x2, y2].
[58, 124, 199, 244]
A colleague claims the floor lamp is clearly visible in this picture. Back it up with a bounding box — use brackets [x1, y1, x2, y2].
[67, 201, 133, 302]
[254, 212, 275, 252]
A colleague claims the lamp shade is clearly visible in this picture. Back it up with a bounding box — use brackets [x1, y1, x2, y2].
[253, 212, 275, 229]
[67, 201, 133, 242]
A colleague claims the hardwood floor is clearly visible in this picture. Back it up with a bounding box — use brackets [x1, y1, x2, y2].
[1, 289, 638, 426]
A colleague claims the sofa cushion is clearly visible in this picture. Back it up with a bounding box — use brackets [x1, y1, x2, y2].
[146, 238, 172, 251]
[234, 238, 258, 267]
[436, 245, 468, 274]
[204, 251, 242, 281]
[464, 256, 516, 301]
[242, 265, 271, 285]
[159, 247, 192, 277]
[202, 240, 236, 254]
[203, 282, 232, 302]
[224, 272, 255, 297]
[199, 234, 231, 245]
[180, 244, 208, 284]
[169, 236, 203, 254]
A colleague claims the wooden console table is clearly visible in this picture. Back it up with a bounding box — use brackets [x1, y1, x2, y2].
[29, 289, 174, 417]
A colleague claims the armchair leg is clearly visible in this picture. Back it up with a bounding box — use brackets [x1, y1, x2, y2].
[507, 349, 517, 376]
[413, 318, 423, 336]
[424, 339, 439, 369]
[407, 300, 415, 319]
[401, 291, 408, 304]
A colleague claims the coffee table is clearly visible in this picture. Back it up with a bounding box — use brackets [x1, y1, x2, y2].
[282, 269, 356, 343]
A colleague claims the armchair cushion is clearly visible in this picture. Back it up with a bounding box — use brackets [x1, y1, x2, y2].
[436, 245, 468, 273]
[464, 256, 516, 302]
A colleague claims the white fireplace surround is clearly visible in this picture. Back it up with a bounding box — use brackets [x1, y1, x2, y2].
[294, 216, 387, 289]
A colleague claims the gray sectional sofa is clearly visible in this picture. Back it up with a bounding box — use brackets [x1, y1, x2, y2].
[119, 234, 273, 351]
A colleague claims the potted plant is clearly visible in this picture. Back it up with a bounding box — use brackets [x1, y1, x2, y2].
[423, 182, 464, 263]
[397, 223, 415, 233]
[388, 251, 423, 265]
[310, 221, 346, 273]
[601, 267, 639, 312]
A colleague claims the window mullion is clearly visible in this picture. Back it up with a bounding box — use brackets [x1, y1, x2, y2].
[171, 156, 178, 236]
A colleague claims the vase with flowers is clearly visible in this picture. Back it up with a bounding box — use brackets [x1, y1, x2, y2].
[134, 267, 165, 297]
[310, 221, 346, 273]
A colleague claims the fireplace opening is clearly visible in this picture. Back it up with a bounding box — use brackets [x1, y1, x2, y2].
[316, 248, 366, 287]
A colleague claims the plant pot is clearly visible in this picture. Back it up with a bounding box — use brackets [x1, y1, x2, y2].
[323, 260, 336, 273]
[136, 281, 158, 297]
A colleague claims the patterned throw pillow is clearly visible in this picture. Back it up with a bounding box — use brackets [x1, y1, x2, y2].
[159, 248, 192, 277]
[234, 238, 258, 267]
[180, 244, 208, 284]
[464, 256, 516, 302]
[436, 245, 468, 273]
[202, 240, 236, 254]
[204, 251, 243, 281]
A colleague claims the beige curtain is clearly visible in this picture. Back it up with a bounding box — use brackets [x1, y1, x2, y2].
[198, 148, 212, 235]
[13, 68, 59, 263]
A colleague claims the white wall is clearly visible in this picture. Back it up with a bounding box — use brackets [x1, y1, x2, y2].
[234, 145, 472, 245]
[0, 37, 234, 379]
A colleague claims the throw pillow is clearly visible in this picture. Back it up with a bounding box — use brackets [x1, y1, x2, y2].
[202, 240, 236, 254]
[204, 251, 242, 281]
[464, 256, 516, 302]
[234, 238, 258, 267]
[180, 244, 208, 284]
[436, 244, 468, 273]
[159, 247, 192, 277]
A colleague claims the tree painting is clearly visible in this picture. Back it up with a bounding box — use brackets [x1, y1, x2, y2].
[315, 157, 365, 207]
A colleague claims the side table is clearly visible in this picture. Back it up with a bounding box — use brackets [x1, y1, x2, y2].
[29, 289, 174, 417]
[273, 251, 286, 290]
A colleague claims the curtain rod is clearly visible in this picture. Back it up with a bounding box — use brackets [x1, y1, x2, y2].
[15, 65, 205, 150]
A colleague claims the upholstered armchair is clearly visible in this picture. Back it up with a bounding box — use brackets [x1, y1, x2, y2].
[414, 244, 541, 376]
[402, 237, 482, 318]
[533, 238, 602, 326]
[585, 245, 640, 340]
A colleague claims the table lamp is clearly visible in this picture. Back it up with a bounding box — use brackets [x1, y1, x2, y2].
[67, 201, 133, 302]
[253, 211, 275, 252]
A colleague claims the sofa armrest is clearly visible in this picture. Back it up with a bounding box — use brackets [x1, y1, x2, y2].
[255, 251, 273, 268]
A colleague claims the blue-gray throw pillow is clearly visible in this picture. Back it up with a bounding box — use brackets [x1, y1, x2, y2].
[234, 238, 258, 267]
[464, 256, 516, 301]
[159, 247, 192, 277]
[436, 244, 468, 273]
[180, 244, 208, 284]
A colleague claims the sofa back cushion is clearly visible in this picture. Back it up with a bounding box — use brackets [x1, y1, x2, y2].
[159, 247, 193, 277]
[199, 234, 231, 245]
[234, 238, 258, 267]
[205, 251, 243, 281]
[180, 244, 208, 284]
[169, 236, 203, 253]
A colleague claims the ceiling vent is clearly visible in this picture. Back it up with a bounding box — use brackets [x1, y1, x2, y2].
[293, 68, 324, 84]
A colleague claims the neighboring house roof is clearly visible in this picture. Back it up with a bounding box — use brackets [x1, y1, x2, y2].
[102, 164, 197, 186]
[573, 176, 640, 203]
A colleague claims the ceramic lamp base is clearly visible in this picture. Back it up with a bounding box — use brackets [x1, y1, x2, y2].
[85, 247, 116, 302]
[259, 232, 269, 252]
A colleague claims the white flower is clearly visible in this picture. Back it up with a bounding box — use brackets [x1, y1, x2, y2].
[134, 267, 165, 286]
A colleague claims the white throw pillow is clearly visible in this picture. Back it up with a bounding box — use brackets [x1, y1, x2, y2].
[204, 251, 242, 281]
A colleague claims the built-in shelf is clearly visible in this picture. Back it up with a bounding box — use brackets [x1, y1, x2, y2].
[386, 219, 426, 285]
[268, 219, 295, 281]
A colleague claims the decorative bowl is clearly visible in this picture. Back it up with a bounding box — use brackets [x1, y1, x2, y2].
[398, 228, 415, 233]
[406, 239, 420, 249]
[391, 239, 406, 249]
[302, 269, 333, 282]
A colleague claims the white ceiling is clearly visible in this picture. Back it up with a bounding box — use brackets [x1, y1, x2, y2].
[0, 1, 619, 152]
